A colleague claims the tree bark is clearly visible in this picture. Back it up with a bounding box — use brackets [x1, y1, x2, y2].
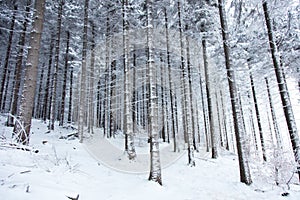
[59, 31, 70, 126]
[78, 0, 89, 143]
[147, 0, 162, 185]
[0, 1, 17, 111]
[7, 0, 31, 126]
[13, 0, 46, 145]
[218, 0, 252, 185]
[49, 0, 64, 130]
[262, 0, 300, 175]
[249, 66, 267, 161]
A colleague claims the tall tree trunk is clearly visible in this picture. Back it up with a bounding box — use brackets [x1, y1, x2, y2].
[78, 0, 89, 143]
[67, 64, 73, 123]
[249, 66, 267, 161]
[218, 0, 252, 185]
[202, 39, 218, 158]
[88, 21, 95, 134]
[59, 31, 70, 127]
[147, 0, 162, 185]
[0, 1, 17, 111]
[49, 0, 64, 130]
[262, 1, 300, 175]
[220, 90, 230, 150]
[265, 77, 282, 149]
[164, 8, 177, 152]
[35, 65, 45, 119]
[122, 0, 136, 158]
[7, 0, 31, 126]
[13, 0, 46, 145]
[43, 35, 55, 122]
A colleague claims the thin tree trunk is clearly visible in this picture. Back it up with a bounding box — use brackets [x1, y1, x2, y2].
[164, 8, 177, 152]
[13, 0, 46, 145]
[88, 21, 95, 134]
[249, 66, 267, 161]
[43, 35, 54, 122]
[78, 0, 89, 143]
[218, 0, 252, 185]
[7, 0, 31, 126]
[202, 39, 218, 158]
[0, 1, 17, 111]
[67, 65, 73, 123]
[262, 1, 300, 177]
[265, 77, 282, 149]
[220, 90, 230, 150]
[49, 0, 64, 130]
[59, 31, 70, 126]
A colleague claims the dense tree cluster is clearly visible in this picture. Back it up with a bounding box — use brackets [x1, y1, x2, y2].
[0, 0, 299, 186]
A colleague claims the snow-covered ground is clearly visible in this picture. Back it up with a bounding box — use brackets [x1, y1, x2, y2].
[1, 116, 300, 200]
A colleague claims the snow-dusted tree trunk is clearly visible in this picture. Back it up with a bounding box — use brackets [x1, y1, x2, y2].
[265, 77, 282, 149]
[218, 0, 252, 185]
[59, 31, 70, 127]
[220, 90, 229, 150]
[7, 0, 31, 126]
[88, 21, 95, 134]
[249, 66, 267, 161]
[49, 0, 64, 130]
[147, 0, 162, 185]
[43, 35, 54, 122]
[262, 0, 300, 173]
[67, 65, 73, 123]
[0, 1, 17, 111]
[78, 0, 89, 143]
[13, 0, 46, 145]
[122, 0, 136, 159]
[202, 39, 217, 158]
[164, 8, 177, 152]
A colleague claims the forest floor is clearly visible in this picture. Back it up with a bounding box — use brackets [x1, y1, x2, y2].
[1, 116, 300, 200]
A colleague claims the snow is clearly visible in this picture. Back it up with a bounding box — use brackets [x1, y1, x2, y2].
[1, 116, 300, 200]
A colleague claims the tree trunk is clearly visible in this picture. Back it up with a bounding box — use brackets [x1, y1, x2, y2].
[67, 64, 73, 123]
[202, 39, 218, 158]
[7, 0, 31, 126]
[122, 0, 136, 159]
[59, 31, 70, 127]
[0, 1, 17, 111]
[88, 21, 95, 134]
[49, 0, 64, 130]
[78, 0, 89, 143]
[262, 1, 300, 176]
[13, 0, 46, 145]
[218, 0, 252, 185]
[147, 0, 162, 185]
[249, 66, 267, 161]
[164, 8, 177, 152]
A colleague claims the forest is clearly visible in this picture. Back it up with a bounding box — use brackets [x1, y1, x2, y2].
[0, 0, 300, 198]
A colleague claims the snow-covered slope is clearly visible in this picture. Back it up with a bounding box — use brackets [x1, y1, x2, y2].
[1, 117, 300, 200]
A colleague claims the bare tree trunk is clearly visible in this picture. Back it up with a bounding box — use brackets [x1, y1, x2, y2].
[147, 0, 162, 185]
[218, 0, 252, 185]
[7, 0, 31, 126]
[220, 90, 230, 150]
[249, 66, 267, 161]
[88, 21, 95, 134]
[0, 1, 17, 111]
[59, 31, 70, 127]
[49, 0, 64, 130]
[265, 77, 282, 149]
[202, 39, 218, 158]
[122, 0, 136, 159]
[35, 65, 45, 119]
[13, 0, 46, 145]
[67, 65, 73, 123]
[199, 74, 210, 152]
[78, 0, 89, 143]
[164, 8, 177, 152]
[262, 1, 300, 176]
